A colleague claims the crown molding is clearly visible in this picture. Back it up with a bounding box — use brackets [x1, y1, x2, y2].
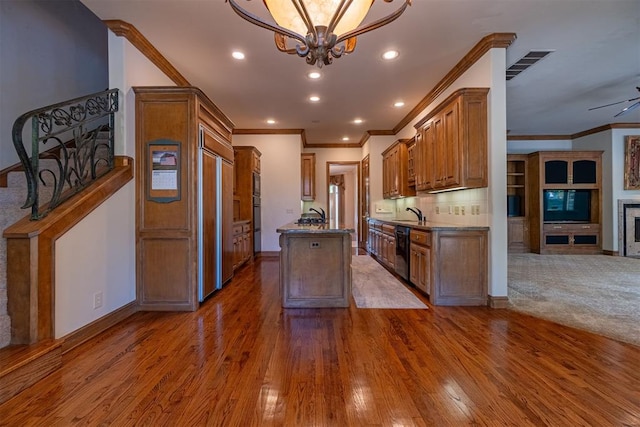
[508, 123, 640, 141]
[232, 128, 304, 135]
[373, 32, 517, 136]
[104, 20, 190, 86]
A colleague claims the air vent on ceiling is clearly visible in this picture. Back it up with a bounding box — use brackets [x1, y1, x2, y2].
[506, 50, 554, 81]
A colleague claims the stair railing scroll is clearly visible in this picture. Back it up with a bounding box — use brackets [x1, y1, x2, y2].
[11, 89, 119, 220]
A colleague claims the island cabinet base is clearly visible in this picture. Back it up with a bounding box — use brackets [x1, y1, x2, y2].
[279, 232, 352, 308]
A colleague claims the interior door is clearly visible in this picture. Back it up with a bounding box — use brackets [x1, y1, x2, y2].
[361, 155, 370, 249]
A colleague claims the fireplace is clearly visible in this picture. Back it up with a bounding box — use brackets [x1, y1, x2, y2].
[618, 200, 640, 257]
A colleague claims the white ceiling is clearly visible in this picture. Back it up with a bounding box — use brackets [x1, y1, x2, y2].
[81, 0, 640, 146]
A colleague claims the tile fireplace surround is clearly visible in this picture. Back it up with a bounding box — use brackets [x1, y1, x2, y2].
[618, 199, 640, 257]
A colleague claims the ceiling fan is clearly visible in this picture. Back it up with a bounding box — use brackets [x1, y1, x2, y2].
[588, 87, 640, 117]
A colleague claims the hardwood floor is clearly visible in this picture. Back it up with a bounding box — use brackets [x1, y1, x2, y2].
[1, 255, 639, 426]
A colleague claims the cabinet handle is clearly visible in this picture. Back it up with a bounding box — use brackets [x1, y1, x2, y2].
[553, 226, 562, 229]
[581, 225, 591, 229]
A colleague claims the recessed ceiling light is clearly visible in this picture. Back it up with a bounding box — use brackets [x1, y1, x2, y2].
[266, 119, 276, 125]
[353, 118, 363, 124]
[232, 51, 245, 60]
[342, 137, 350, 141]
[309, 96, 320, 102]
[308, 71, 321, 79]
[382, 50, 399, 60]
[394, 101, 405, 108]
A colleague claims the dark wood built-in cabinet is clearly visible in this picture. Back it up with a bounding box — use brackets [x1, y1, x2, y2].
[413, 88, 488, 193]
[507, 154, 529, 252]
[301, 153, 316, 201]
[233, 146, 261, 258]
[134, 86, 235, 311]
[382, 139, 415, 199]
[232, 220, 252, 270]
[527, 151, 603, 254]
[368, 220, 396, 270]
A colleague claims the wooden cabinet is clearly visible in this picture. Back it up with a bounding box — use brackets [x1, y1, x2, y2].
[507, 154, 529, 252]
[407, 137, 416, 186]
[234, 146, 261, 256]
[367, 220, 396, 270]
[232, 221, 252, 270]
[382, 139, 415, 199]
[134, 86, 234, 311]
[372, 219, 488, 306]
[410, 229, 431, 295]
[527, 151, 603, 254]
[301, 153, 316, 201]
[414, 88, 488, 192]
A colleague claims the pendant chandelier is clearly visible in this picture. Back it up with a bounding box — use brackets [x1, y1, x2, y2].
[227, 0, 412, 67]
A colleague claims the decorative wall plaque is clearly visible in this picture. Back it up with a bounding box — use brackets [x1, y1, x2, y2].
[624, 135, 640, 190]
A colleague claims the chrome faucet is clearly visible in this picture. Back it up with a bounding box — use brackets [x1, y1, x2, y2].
[309, 207, 326, 222]
[406, 207, 423, 223]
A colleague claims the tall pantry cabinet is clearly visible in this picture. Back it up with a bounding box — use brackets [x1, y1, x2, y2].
[134, 87, 235, 311]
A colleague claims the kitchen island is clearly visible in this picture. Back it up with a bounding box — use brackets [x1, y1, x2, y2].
[277, 222, 354, 308]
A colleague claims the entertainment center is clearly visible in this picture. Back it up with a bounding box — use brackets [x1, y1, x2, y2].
[526, 151, 603, 254]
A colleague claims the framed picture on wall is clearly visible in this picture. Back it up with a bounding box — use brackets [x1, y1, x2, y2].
[624, 135, 640, 190]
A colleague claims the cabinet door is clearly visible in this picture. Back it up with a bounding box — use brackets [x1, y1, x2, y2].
[201, 150, 218, 299]
[418, 245, 430, 295]
[301, 153, 316, 201]
[417, 122, 435, 191]
[410, 245, 420, 285]
[387, 235, 396, 268]
[441, 100, 460, 188]
[407, 141, 416, 184]
[222, 160, 234, 284]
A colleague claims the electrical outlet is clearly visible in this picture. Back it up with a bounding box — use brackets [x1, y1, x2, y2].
[461, 205, 466, 215]
[310, 241, 320, 248]
[454, 206, 460, 215]
[448, 205, 453, 214]
[473, 205, 481, 215]
[93, 291, 103, 309]
[435, 206, 440, 214]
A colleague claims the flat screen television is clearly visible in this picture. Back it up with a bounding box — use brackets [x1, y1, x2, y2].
[543, 189, 591, 222]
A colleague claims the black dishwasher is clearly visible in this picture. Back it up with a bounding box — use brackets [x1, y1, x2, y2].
[395, 226, 410, 281]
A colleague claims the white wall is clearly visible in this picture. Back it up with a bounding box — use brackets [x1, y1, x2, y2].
[55, 182, 136, 338]
[0, 0, 108, 169]
[53, 29, 178, 338]
[575, 128, 640, 252]
[507, 129, 640, 254]
[233, 134, 302, 252]
[303, 147, 364, 211]
[368, 49, 508, 298]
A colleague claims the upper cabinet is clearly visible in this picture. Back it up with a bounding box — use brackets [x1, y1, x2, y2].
[382, 139, 415, 199]
[540, 154, 600, 187]
[414, 88, 489, 193]
[301, 152, 316, 201]
[407, 136, 416, 186]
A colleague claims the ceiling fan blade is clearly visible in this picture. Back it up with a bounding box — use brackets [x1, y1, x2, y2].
[614, 100, 640, 117]
[588, 99, 630, 110]
[589, 95, 640, 110]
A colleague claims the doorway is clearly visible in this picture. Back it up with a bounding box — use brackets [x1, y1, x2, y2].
[326, 161, 360, 247]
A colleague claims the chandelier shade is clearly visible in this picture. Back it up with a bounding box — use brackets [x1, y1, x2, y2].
[264, 0, 374, 38]
[227, 0, 412, 67]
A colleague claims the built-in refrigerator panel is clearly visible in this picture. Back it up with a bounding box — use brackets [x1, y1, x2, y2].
[198, 127, 222, 302]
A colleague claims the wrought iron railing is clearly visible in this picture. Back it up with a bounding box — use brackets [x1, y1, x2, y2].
[11, 89, 119, 220]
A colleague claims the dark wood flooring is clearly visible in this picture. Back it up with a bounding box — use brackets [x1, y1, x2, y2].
[1, 255, 639, 426]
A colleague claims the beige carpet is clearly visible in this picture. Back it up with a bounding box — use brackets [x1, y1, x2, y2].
[351, 255, 428, 309]
[508, 254, 640, 346]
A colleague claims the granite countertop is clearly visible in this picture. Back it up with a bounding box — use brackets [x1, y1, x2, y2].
[277, 221, 355, 234]
[369, 218, 490, 231]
